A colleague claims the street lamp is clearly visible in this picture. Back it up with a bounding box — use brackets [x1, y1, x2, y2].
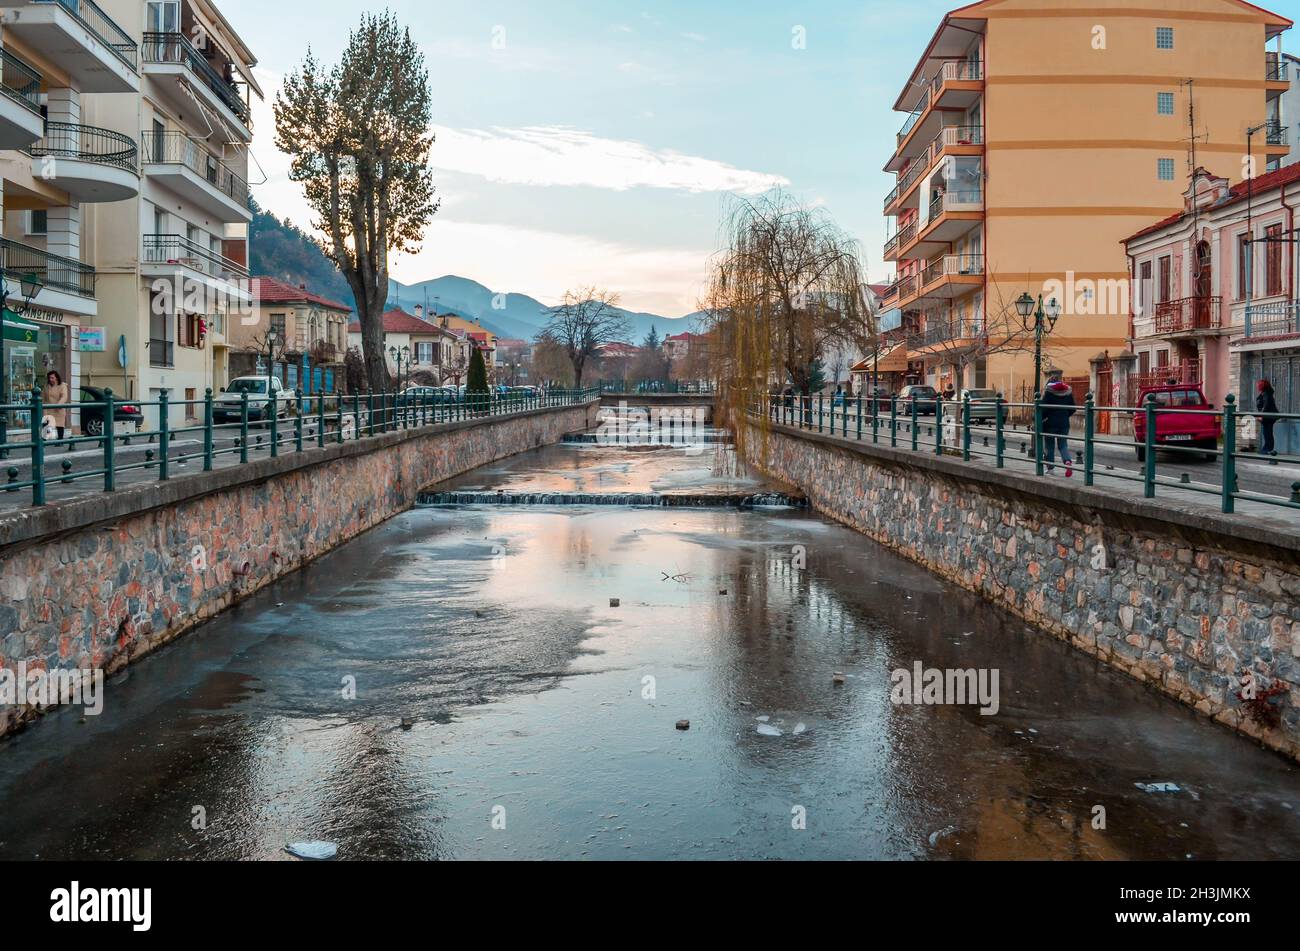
[0, 271, 46, 457]
[388, 344, 411, 391]
[1015, 292, 1061, 396]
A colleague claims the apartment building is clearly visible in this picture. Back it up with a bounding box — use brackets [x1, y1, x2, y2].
[880, 0, 1291, 401]
[0, 0, 142, 433]
[76, 0, 257, 425]
[229, 276, 350, 391]
[1124, 163, 1300, 452]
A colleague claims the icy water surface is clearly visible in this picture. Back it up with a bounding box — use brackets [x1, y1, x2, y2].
[1, 442, 1299, 860]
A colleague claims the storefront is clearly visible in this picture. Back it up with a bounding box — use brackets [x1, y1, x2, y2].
[2, 309, 70, 431]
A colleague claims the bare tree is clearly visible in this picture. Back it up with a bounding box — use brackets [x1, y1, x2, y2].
[537, 286, 630, 387]
[274, 12, 438, 393]
[702, 190, 872, 440]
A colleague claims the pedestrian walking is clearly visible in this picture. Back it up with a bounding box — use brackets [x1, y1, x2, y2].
[1256, 378, 1279, 456]
[42, 370, 69, 444]
[1039, 371, 1077, 476]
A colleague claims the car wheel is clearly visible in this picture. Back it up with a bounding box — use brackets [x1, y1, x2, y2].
[1134, 444, 1146, 463]
[84, 417, 104, 436]
[1199, 439, 1218, 462]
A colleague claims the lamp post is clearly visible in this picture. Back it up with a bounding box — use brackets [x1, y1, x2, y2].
[1014, 292, 1061, 396]
[0, 271, 47, 457]
[388, 344, 411, 391]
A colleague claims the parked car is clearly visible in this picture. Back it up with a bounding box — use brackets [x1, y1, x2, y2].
[79, 386, 144, 436]
[896, 384, 939, 416]
[1131, 383, 1221, 461]
[214, 376, 297, 425]
[960, 388, 1003, 424]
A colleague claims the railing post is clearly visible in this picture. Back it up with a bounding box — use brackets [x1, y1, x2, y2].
[871, 395, 879, 444]
[910, 398, 918, 451]
[102, 389, 116, 490]
[935, 397, 944, 455]
[1083, 392, 1095, 486]
[157, 390, 170, 480]
[367, 392, 375, 437]
[817, 393, 824, 433]
[30, 392, 45, 506]
[1221, 394, 1237, 514]
[295, 395, 304, 452]
[268, 388, 278, 458]
[856, 395, 862, 440]
[890, 396, 898, 447]
[353, 392, 361, 440]
[239, 391, 249, 463]
[1033, 393, 1044, 476]
[961, 393, 971, 461]
[317, 392, 326, 448]
[994, 393, 1005, 468]
[1143, 394, 1157, 498]
[203, 388, 213, 471]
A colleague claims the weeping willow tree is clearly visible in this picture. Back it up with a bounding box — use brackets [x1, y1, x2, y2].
[702, 190, 874, 463]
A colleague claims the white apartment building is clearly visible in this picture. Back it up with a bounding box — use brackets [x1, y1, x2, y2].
[0, 0, 142, 435]
[80, 0, 257, 426]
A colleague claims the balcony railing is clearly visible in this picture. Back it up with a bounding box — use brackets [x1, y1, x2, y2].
[933, 59, 983, 96]
[29, 122, 138, 173]
[883, 183, 899, 214]
[141, 32, 249, 125]
[937, 124, 983, 149]
[34, 0, 137, 70]
[1266, 55, 1288, 82]
[143, 234, 249, 280]
[1, 237, 94, 297]
[1153, 296, 1221, 334]
[928, 189, 984, 220]
[142, 130, 249, 205]
[921, 253, 984, 287]
[1265, 121, 1287, 147]
[915, 319, 985, 348]
[884, 220, 917, 259]
[897, 89, 931, 145]
[1244, 301, 1300, 338]
[0, 49, 42, 116]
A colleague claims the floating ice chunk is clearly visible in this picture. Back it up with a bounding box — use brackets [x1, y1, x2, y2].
[928, 825, 957, 846]
[1134, 782, 1181, 794]
[792, 723, 807, 735]
[285, 841, 337, 860]
[756, 723, 783, 737]
[756, 715, 770, 722]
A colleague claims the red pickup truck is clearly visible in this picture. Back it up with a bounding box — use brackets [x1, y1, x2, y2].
[1132, 383, 1221, 461]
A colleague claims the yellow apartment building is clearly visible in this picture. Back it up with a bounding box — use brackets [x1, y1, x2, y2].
[880, 0, 1291, 401]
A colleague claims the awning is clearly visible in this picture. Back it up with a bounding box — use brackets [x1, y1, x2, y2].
[2, 308, 39, 343]
[853, 342, 908, 374]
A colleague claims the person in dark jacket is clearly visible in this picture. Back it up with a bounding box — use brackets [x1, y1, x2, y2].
[1256, 378, 1279, 456]
[1038, 371, 1077, 476]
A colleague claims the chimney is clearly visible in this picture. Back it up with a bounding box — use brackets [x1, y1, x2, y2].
[414, 304, 424, 320]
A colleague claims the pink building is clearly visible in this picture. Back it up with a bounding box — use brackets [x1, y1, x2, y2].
[1123, 166, 1300, 452]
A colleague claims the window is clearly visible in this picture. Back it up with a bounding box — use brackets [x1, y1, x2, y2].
[1139, 260, 1153, 316]
[1157, 158, 1175, 180]
[1237, 233, 1252, 300]
[1157, 256, 1172, 303]
[1156, 26, 1174, 49]
[1266, 223, 1283, 296]
[417, 341, 434, 364]
[270, 313, 286, 341]
[1157, 92, 1175, 115]
[184, 387, 197, 420]
[27, 210, 47, 235]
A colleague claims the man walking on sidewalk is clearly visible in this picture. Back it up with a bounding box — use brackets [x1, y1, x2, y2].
[1039, 371, 1077, 477]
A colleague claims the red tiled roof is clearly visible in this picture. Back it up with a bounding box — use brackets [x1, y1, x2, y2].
[1124, 163, 1300, 244]
[347, 308, 457, 335]
[253, 276, 352, 312]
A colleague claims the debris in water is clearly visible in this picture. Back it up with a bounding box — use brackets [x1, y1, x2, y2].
[675, 719, 690, 730]
[719, 588, 728, 595]
[832, 672, 846, 685]
[756, 723, 783, 737]
[285, 841, 337, 860]
[793, 723, 808, 735]
[400, 717, 415, 731]
[1135, 782, 1181, 794]
[609, 598, 620, 607]
[928, 826, 957, 846]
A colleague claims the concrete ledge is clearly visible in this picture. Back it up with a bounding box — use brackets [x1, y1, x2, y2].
[757, 421, 1300, 565]
[0, 402, 597, 552]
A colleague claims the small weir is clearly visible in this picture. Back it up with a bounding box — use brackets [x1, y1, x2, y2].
[416, 489, 806, 507]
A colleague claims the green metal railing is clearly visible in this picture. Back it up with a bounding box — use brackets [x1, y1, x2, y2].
[0, 387, 598, 508]
[598, 379, 715, 395]
[758, 392, 1300, 517]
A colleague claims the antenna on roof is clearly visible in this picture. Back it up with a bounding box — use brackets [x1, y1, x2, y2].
[1180, 79, 1208, 235]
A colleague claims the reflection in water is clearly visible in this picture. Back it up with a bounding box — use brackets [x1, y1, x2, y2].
[0, 443, 1298, 860]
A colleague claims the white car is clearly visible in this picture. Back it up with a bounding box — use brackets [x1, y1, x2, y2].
[214, 376, 297, 424]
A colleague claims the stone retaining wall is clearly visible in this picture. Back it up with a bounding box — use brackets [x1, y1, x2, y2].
[0, 402, 598, 736]
[744, 423, 1300, 760]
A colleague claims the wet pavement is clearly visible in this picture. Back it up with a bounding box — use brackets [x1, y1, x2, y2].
[2, 438, 1299, 860]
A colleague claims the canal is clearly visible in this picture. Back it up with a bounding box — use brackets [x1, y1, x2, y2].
[1, 428, 1299, 860]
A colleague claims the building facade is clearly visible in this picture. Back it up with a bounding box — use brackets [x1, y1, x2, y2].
[1124, 163, 1300, 452]
[229, 276, 350, 391]
[347, 307, 472, 388]
[881, 0, 1291, 402]
[0, 0, 143, 434]
[76, 0, 257, 426]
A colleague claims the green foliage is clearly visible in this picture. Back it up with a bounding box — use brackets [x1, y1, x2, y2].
[807, 359, 827, 394]
[467, 346, 489, 394]
[249, 199, 352, 306]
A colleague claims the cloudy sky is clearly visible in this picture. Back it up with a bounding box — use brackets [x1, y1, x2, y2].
[229, 0, 983, 314]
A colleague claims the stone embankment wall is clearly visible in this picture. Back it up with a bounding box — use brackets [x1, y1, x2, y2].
[0, 402, 598, 736]
[745, 423, 1300, 760]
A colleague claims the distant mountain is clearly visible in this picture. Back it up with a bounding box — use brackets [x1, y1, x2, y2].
[387, 275, 704, 343]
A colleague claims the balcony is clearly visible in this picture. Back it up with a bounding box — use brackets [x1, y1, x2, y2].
[142, 233, 250, 300]
[0, 49, 44, 149]
[1153, 296, 1222, 336]
[2, 0, 138, 93]
[911, 254, 984, 305]
[887, 61, 983, 171]
[1243, 301, 1300, 339]
[1, 237, 96, 316]
[909, 318, 985, 355]
[886, 125, 983, 217]
[142, 32, 250, 134]
[883, 220, 916, 262]
[27, 122, 139, 202]
[142, 130, 250, 221]
[1264, 121, 1287, 149]
[1266, 53, 1289, 96]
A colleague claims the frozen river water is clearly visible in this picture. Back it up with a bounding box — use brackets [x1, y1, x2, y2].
[1, 438, 1298, 860]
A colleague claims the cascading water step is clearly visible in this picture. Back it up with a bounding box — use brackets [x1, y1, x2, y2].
[416, 490, 806, 508]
